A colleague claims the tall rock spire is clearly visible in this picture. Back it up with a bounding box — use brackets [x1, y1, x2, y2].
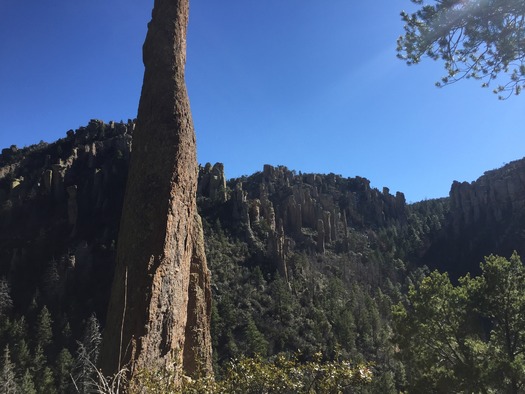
[99, 0, 212, 379]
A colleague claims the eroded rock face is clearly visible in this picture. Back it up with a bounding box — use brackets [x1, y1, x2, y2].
[198, 164, 409, 280]
[450, 159, 525, 236]
[198, 162, 227, 202]
[421, 158, 525, 277]
[99, 0, 212, 379]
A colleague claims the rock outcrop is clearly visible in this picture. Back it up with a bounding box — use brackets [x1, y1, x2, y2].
[198, 164, 408, 279]
[450, 159, 525, 235]
[0, 119, 132, 336]
[99, 0, 212, 379]
[422, 158, 525, 277]
[198, 162, 227, 203]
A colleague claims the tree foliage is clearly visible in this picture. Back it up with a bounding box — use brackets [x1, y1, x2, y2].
[34, 306, 53, 350]
[132, 353, 372, 394]
[72, 314, 102, 393]
[0, 279, 13, 318]
[394, 253, 525, 393]
[398, 0, 525, 98]
[0, 346, 17, 394]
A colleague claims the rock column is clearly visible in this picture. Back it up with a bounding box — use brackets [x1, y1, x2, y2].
[100, 0, 212, 380]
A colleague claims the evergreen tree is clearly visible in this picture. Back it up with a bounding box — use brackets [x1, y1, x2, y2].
[18, 369, 36, 394]
[394, 270, 483, 391]
[9, 316, 27, 345]
[34, 306, 53, 350]
[55, 348, 73, 394]
[30, 345, 56, 394]
[465, 252, 525, 393]
[11, 339, 30, 374]
[36, 366, 56, 394]
[0, 279, 13, 342]
[0, 279, 13, 317]
[0, 345, 18, 394]
[244, 315, 268, 357]
[394, 253, 525, 392]
[60, 319, 72, 349]
[72, 314, 101, 393]
[398, 0, 525, 98]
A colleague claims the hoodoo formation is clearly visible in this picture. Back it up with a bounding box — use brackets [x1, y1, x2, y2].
[99, 0, 212, 379]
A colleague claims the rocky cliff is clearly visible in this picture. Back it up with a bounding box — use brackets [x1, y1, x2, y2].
[198, 164, 409, 280]
[450, 159, 525, 232]
[0, 119, 131, 317]
[422, 158, 525, 276]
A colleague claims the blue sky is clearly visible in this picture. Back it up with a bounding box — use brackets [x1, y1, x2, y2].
[1, 1, 523, 202]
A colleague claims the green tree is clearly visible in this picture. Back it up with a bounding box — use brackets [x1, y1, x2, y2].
[398, 0, 525, 98]
[0, 279, 13, 317]
[9, 316, 28, 345]
[244, 315, 269, 357]
[36, 366, 56, 394]
[55, 348, 74, 393]
[465, 252, 525, 393]
[72, 314, 101, 393]
[269, 275, 294, 326]
[394, 253, 525, 393]
[0, 345, 18, 394]
[34, 306, 53, 350]
[18, 369, 36, 394]
[11, 339, 30, 374]
[393, 271, 482, 392]
[30, 345, 56, 394]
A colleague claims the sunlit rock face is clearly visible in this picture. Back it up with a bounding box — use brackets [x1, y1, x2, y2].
[99, 0, 212, 380]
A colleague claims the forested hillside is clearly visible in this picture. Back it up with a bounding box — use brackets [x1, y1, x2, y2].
[0, 121, 523, 392]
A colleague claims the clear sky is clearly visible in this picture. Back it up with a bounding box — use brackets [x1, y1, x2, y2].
[1, 1, 523, 202]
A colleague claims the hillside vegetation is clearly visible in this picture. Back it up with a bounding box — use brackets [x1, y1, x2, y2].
[0, 121, 524, 392]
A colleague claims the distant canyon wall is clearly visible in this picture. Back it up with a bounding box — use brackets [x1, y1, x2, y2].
[423, 158, 525, 276]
